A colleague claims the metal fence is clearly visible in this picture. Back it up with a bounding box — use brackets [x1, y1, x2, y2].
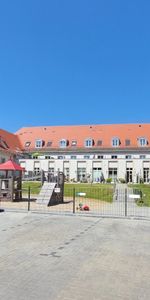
[0, 185, 150, 219]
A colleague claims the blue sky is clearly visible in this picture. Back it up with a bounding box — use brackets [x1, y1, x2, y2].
[0, 0, 150, 132]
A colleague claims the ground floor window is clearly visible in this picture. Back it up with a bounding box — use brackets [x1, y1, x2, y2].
[108, 168, 117, 181]
[48, 167, 54, 175]
[77, 168, 86, 182]
[143, 168, 149, 183]
[126, 168, 133, 183]
[34, 167, 40, 175]
[64, 168, 70, 181]
[92, 168, 102, 182]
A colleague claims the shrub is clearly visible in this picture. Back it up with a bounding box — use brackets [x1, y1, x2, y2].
[106, 178, 112, 183]
[119, 178, 126, 183]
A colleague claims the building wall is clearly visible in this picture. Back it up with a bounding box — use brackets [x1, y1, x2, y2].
[19, 151, 150, 183]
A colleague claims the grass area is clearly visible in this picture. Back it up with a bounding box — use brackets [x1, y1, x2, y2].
[22, 181, 114, 202]
[128, 184, 150, 207]
[22, 181, 42, 194]
[64, 183, 113, 202]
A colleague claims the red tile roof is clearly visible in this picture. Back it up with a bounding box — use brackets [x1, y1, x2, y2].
[15, 123, 150, 150]
[0, 129, 22, 153]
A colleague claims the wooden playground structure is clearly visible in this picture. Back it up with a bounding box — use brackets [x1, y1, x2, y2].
[0, 159, 24, 201]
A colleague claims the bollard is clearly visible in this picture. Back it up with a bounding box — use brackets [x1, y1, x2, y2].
[125, 188, 127, 217]
[73, 188, 75, 214]
[28, 186, 31, 211]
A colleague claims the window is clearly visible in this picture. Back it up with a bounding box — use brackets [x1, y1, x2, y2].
[125, 155, 132, 159]
[125, 139, 130, 146]
[48, 167, 54, 174]
[138, 137, 147, 147]
[70, 155, 76, 159]
[112, 137, 120, 147]
[59, 139, 67, 148]
[98, 155, 103, 159]
[97, 140, 102, 146]
[1, 158, 5, 163]
[140, 155, 146, 159]
[111, 155, 117, 159]
[35, 139, 43, 148]
[77, 168, 86, 182]
[0, 139, 9, 149]
[58, 156, 65, 159]
[108, 168, 117, 181]
[46, 141, 52, 147]
[85, 138, 93, 147]
[71, 140, 77, 146]
[84, 155, 90, 159]
[25, 141, 31, 147]
[45, 156, 51, 159]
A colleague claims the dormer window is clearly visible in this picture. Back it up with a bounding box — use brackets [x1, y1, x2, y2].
[112, 137, 120, 147]
[125, 139, 130, 146]
[138, 137, 147, 147]
[25, 141, 31, 148]
[85, 138, 93, 147]
[59, 139, 67, 148]
[97, 140, 102, 146]
[71, 140, 77, 147]
[35, 139, 43, 148]
[47, 141, 52, 147]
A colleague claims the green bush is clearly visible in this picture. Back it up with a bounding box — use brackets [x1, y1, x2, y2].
[106, 178, 112, 183]
[119, 178, 126, 183]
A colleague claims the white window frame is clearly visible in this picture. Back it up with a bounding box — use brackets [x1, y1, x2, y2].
[85, 138, 93, 148]
[112, 137, 120, 147]
[138, 137, 147, 147]
[35, 139, 43, 148]
[59, 139, 67, 148]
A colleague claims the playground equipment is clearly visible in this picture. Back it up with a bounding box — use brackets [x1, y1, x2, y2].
[0, 159, 24, 201]
[36, 171, 64, 206]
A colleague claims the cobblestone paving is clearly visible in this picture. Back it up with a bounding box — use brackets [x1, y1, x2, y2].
[0, 212, 150, 300]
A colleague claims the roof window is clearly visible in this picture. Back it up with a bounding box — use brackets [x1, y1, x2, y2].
[25, 141, 31, 148]
[85, 138, 94, 148]
[112, 137, 120, 147]
[59, 139, 68, 148]
[35, 139, 44, 148]
[138, 137, 147, 147]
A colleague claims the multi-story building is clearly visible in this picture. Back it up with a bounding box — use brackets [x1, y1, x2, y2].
[1, 124, 150, 183]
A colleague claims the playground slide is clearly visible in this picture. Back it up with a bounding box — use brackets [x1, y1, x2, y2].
[36, 182, 56, 206]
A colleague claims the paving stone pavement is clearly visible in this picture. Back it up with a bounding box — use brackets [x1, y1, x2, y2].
[0, 212, 150, 300]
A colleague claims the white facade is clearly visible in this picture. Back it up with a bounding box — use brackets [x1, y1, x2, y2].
[19, 151, 150, 183]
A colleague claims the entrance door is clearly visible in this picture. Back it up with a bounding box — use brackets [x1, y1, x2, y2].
[92, 168, 102, 182]
[126, 168, 133, 183]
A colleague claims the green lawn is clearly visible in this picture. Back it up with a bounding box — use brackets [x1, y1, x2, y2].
[22, 181, 42, 194]
[22, 181, 114, 202]
[128, 184, 150, 207]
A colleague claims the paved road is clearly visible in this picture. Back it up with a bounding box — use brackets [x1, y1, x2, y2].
[0, 212, 150, 300]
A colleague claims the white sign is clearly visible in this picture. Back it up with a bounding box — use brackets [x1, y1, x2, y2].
[77, 192, 86, 197]
[129, 194, 140, 199]
[54, 188, 61, 193]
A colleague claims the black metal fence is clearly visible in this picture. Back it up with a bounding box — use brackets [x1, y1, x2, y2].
[0, 185, 150, 219]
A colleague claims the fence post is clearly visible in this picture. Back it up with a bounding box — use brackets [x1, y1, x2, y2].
[73, 188, 75, 214]
[28, 186, 31, 211]
[125, 188, 127, 217]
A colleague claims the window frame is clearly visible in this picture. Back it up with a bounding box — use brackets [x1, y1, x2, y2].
[112, 137, 120, 147]
[59, 139, 67, 148]
[84, 138, 93, 148]
[138, 137, 147, 147]
[35, 139, 43, 148]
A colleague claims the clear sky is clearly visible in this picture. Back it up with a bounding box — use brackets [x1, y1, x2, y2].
[0, 0, 150, 133]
